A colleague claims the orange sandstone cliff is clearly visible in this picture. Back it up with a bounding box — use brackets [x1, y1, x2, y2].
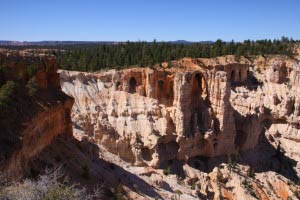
[0, 50, 74, 179]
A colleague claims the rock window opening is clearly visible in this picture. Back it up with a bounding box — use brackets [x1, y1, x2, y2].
[191, 73, 203, 104]
[213, 142, 218, 150]
[156, 80, 165, 103]
[129, 77, 137, 94]
[115, 82, 121, 90]
[230, 71, 235, 84]
[168, 81, 174, 99]
[190, 73, 205, 134]
[141, 147, 152, 161]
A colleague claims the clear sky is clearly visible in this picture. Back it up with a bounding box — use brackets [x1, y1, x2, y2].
[1, 0, 300, 41]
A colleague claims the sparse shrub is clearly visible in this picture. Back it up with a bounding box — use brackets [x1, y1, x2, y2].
[163, 165, 171, 176]
[217, 166, 223, 182]
[44, 185, 79, 200]
[242, 178, 257, 198]
[247, 166, 255, 178]
[233, 151, 239, 167]
[174, 189, 183, 200]
[227, 154, 233, 173]
[191, 182, 196, 190]
[295, 190, 300, 199]
[18, 68, 27, 81]
[218, 185, 224, 200]
[0, 166, 105, 200]
[176, 177, 184, 185]
[242, 179, 248, 186]
[114, 183, 124, 200]
[26, 77, 38, 97]
[0, 81, 16, 108]
[27, 65, 38, 77]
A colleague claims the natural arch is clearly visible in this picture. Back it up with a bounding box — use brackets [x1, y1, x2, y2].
[129, 77, 137, 94]
[166, 80, 174, 106]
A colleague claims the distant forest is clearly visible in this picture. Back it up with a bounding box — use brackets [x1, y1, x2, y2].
[1, 37, 298, 72]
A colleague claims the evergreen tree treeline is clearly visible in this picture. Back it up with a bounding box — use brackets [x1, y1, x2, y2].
[2, 37, 296, 72]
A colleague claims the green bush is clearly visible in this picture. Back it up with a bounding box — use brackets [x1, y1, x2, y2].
[247, 167, 256, 178]
[163, 165, 171, 176]
[27, 65, 38, 77]
[26, 77, 38, 97]
[0, 81, 16, 108]
[294, 190, 300, 199]
[44, 185, 78, 200]
[174, 189, 183, 200]
[114, 183, 124, 200]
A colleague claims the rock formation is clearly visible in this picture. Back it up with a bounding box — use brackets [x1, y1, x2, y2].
[1, 49, 300, 199]
[0, 50, 74, 179]
[60, 56, 252, 167]
[58, 54, 300, 199]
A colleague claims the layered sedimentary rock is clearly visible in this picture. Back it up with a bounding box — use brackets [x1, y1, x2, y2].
[231, 55, 300, 177]
[0, 50, 74, 179]
[60, 56, 253, 167]
[58, 55, 300, 199]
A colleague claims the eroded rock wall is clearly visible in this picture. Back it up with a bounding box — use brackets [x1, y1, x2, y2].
[60, 57, 252, 167]
[5, 98, 73, 178]
[0, 50, 74, 179]
[230, 55, 300, 176]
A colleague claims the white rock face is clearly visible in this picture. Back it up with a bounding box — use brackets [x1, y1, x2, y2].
[58, 55, 300, 200]
[229, 56, 300, 180]
[59, 56, 300, 174]
[59, 57, 253, 167]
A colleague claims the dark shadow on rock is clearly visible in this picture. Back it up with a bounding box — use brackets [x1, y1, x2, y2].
[28, 135, 163, 199]
[238, 124, 298, 182]
[187, 105, 298, 183]
[231, 104, 298, 182]
[0, 88, 71, 167]
[231, 70, 263, 91]
[159, 159, 186, 178]
[161, 181, 173, 193]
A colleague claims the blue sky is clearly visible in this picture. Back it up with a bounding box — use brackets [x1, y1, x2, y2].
[1, 0, 299, 41]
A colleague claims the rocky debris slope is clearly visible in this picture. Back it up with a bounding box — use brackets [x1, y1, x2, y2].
[35, 135, 298, 200]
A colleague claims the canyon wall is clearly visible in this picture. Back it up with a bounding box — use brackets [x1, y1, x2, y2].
[60, 56, 257, 167]
[231, 56, 300, 177]
[0, 50, 74, 179]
